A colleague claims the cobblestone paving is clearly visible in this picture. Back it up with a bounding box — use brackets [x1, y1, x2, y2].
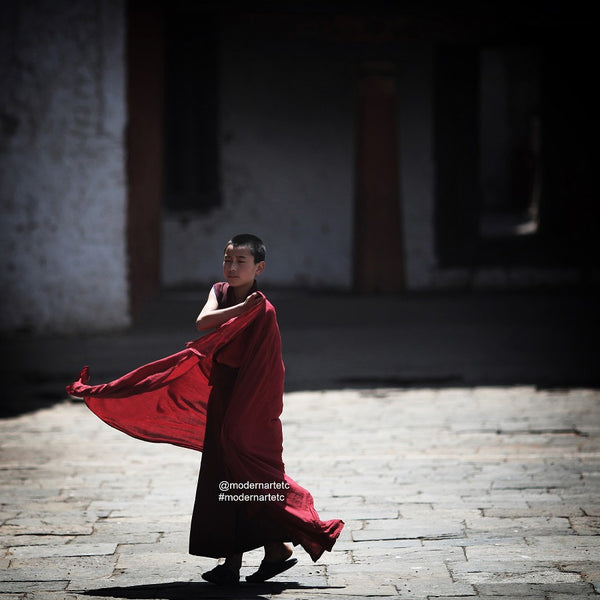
[1, 385, 599, 599]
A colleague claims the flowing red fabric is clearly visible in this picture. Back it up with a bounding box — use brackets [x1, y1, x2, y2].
[67, 294, 343, 561]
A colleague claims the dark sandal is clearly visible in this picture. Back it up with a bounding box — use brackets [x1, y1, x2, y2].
[201, 564, 240, 586]
[245, 557, 298, 583]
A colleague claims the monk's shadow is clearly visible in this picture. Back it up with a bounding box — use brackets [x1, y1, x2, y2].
[84, 580, 343, 599]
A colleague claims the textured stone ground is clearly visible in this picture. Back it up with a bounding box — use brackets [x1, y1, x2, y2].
[1, 385, 599, 599]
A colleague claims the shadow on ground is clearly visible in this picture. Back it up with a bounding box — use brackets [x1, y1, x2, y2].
[83, 581, 342, 599]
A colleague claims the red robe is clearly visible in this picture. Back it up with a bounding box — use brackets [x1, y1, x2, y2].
[67, 292, 343, 561]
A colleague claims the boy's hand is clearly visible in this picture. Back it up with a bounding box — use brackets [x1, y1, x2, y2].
[242, 292, 262, 311]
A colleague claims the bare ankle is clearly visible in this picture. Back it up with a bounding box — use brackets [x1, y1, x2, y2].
[264, 542, 292, 562]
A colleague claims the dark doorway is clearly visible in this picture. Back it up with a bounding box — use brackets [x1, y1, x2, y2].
[433, 44, 480, 268]
[475, 44, 543, 265]
[163, 5, 221, 214]
[434, 39, 599, 271]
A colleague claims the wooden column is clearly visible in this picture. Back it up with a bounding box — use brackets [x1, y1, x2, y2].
[126, 0, 163, 317]
[354, 62, 404, 292]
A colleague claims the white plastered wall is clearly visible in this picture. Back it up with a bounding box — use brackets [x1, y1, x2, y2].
[161, 26, 355, 290]
[0, 0, 129, 334]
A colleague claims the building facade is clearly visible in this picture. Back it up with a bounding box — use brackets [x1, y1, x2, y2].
[1, 1, 598, 334]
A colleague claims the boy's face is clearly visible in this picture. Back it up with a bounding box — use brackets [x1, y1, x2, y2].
[223, 244, 265, 288]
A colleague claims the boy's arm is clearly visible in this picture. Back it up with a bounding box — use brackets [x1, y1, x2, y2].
[195, 288, 262, 331]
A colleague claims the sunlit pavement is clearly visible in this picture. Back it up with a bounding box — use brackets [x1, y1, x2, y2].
[1, 288, 599, 599]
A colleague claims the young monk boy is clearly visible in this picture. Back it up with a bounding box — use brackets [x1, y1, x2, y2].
[67, 233, 344, 587]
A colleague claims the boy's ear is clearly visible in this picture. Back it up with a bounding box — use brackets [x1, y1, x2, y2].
[255, 261, 266, 276]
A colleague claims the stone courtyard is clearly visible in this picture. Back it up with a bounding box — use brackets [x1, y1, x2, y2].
[1, 384, 599, 599]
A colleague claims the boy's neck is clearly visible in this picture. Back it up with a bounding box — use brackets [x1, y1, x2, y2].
[231, 280, 256, 303]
